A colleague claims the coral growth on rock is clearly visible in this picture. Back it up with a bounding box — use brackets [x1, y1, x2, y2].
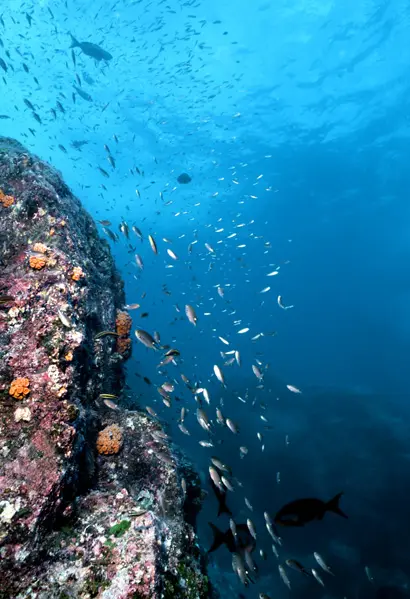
[71, 265, 84, 281]
[0, 137, 213, 599]
[32, 242, 48, 253]
[96, 424, 123, 455]
[0, 188, 14, 207]
[9, 377, 30, 399]
[116, 309, 132, 336]
[115, 309, 132, 358]
[29, 254, 47, 269]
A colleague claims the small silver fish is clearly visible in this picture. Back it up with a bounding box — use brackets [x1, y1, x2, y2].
[221, 476, 234, 492]
[365, 566, 374, 583]
[103, 399, 119, 410]
[162, 382, 174, 393]
[232, 553, 247, 586]
[210, 457, 230, 472]
[146, 406, 158, 419]
[226, 418, 238, 434]
[155, 451, 174, 465]
[312, 568, 325, 586]
[148, 234, 158, 254]
[135, 254, 144, 269]
[213, 364, 225, 385]
[278, 565, 291, 589]
[252, 364, 263, 380]
[197, 408, 211, 432]
[246, 518, 257, 539]
[209, 466, 224, 492]
[266, 522, 281, 545]
[244, 549, 256, 572]
[181, 478, 187, 495]
[239, 446, 248, 458]
[202, 388, 211, 404]
[216, 408, 225, 425]
[286, 559, 311, 577]
[314, 552, 334, 576]
[135, 329, 157, 349]
[57, 309, 71, 328]
[185, 304, 198, 326]
[167, 248, 178, 260]
[199, 440, 214, 447]
[178, 423, 190, 436]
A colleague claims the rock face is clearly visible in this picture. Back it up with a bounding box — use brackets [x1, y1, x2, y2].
[0, 138, 212, 598]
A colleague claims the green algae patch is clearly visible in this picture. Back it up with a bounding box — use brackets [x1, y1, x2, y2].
[107, 519, 131, 538]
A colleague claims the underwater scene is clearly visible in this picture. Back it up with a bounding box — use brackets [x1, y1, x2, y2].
[0, 0, 410, 598]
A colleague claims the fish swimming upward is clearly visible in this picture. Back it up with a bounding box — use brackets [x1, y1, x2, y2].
[207, 522, 256, 554]
[69, 33, 113, 61]
[274, 492, 348, 527]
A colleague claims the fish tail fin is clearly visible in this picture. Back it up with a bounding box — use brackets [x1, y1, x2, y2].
[326, 492, 348, 519]
[69, 33, 79, 48]
[208, 522, 227, 553]
[217, 497, 232, 517]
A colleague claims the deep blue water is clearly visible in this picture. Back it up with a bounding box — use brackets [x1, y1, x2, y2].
[2, 0, 410, 596]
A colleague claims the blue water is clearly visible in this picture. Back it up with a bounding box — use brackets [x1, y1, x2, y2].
[2, 0, 410, 596]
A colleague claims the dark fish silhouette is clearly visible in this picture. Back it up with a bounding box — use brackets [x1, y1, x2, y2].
[69, 33, 112, 61]
[274, 492, 347, 527]
[210, 478, 231, 517]
[208, 522, 256, 554]
[177, 172, 191, 184]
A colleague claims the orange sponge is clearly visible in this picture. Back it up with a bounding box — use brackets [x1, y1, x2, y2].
[0, 190, 15, 207]
[96, 424, 123, 455]
[117, 337, 131, 356]
[9, 378, 30, 400]
[115, 310, 132, 336]
[29, 255, 47, 270]
[71, 266, 84, 281]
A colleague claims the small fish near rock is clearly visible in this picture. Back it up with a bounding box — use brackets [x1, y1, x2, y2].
[69, 33, 113, 61]
[177, 172, 192, 184]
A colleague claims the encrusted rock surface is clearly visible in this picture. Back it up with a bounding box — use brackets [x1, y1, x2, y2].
[0, 137, 213, 599]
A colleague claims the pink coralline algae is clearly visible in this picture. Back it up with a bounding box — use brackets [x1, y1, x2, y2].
[0, 137, 214, 599]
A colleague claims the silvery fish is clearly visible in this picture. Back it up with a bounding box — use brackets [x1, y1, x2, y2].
[135, 329, 157, 349]
[185, 304, 197, 326]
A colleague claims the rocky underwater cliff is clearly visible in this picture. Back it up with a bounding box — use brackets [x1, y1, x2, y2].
[0, 137, 212, 599]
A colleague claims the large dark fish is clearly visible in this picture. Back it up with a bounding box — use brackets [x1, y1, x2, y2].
[274, 492, 347, 527]
[69, 33, 112, 61]
[210, 478, 232, 517]
[208, 522, 256, 554]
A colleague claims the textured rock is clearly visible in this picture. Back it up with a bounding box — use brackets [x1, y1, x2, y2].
[0, 137, 213, 599]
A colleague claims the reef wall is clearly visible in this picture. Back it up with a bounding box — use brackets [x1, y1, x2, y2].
[0, 137, 211, 599]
